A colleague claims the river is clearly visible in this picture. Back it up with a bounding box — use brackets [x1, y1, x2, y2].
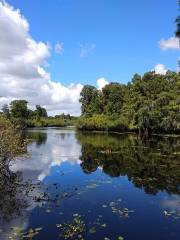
[0, 128, 180, 240]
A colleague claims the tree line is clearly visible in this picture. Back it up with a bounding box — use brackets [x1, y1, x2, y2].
[2, 100, 47, 119]
[0, 100, 76, 128]
[78, 71, 180, 134]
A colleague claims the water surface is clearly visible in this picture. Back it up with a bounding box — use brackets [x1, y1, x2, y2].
[0, 128, 180, 240]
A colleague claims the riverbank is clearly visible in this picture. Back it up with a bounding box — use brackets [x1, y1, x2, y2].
[1, 114, 180, 136]
[76, 115, 180, 136]
[27, 126, 180, 139]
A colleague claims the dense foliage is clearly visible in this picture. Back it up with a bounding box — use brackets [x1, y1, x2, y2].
[78, 71, 180, 134]
[1, 101, 76, 128]
[0, 117, 31, 222]
[77, 114, 128, 132]
[0, 117, 27, 163]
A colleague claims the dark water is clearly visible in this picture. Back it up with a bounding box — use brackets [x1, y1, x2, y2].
[0, 128, 180, 240]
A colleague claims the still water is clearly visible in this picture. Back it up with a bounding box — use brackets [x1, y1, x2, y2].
[0, 128, 180, 240]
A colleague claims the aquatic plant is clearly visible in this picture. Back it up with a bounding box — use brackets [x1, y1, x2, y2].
[57, 214, 85, 239]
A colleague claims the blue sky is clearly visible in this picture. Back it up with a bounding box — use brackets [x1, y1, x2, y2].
[0, 0, 179, 115]
[7, 0, 180, 86]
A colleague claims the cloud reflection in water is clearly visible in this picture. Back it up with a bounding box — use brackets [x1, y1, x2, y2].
[11, 129, 82, 181]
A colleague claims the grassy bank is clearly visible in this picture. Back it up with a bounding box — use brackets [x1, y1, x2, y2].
[76, 114, 180, 135]
[0, 112, 77, 129]
[76, 115, 130, 132]
[26, 117, 77, 128]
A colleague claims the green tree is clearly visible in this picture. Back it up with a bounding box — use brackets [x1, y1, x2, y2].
[34, 105, 48, 119]
[0, 117, 27, 162]
[1, 104, 10, 118]
[79, 71, 180, 134]
[79, 85, 102, 115]
[10, 100, 29, 119]
[102, 83, 126, 116]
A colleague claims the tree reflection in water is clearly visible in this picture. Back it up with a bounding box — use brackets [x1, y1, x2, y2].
[77, 133, 180, 195]
[0, 129, 47, 229]
[0, 163, 28, 223]
[0, 161, 47, 240]
[0, 129, 179, 239]
[25, 130, 47, 147]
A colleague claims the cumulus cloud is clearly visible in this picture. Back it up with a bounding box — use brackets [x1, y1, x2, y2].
[159, 37, 180, 50]
[153, 64, 168, 75]
[97, 77, 109, 90]
[0, 1, 83, 115]
[55, 41, 63, 54]
[80, 43, 96, 58]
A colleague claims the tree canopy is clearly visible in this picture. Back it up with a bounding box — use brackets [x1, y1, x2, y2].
[1, 100, 76, 128]
[10, 100, 29, 119]
[79, 71, 180, 134]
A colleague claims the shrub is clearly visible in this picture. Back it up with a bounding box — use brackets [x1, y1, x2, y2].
[76, 114, 128, 132]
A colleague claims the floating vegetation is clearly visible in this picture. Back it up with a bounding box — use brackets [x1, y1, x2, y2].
[86, 183, 99, 189]
[72, 178, 113, 200]
[101, 223, 107, 228]
[102, 200, 134, 218]
[163, 210, 180, 220]
[102, 204, 108, 208]
[57, 214, 85, 239]
[73, 213, 79, 217]
[46, 209, 51, 213]
[8, 227, 23, 240]
[21, 228, 43, 239]
[88, 178, 112, 184]
[118, 236, 124, 240]
[89, 227, 96, 234]
[56, 212, 108, 239]
[7, 227, 43, 240]
[74, 178, 114, 197]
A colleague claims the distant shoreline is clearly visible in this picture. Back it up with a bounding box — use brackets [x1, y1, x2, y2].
[26, 126, 180, 138]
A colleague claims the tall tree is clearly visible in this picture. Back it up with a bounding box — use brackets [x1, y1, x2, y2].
[102, 83, 125, 116]
[10, 100, 29, 119]
[79, 71, 180, 134]
[79, 85, 102, 115]
[34, 105, 48, 119]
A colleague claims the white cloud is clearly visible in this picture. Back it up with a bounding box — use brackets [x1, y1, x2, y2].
[80, 43, 96, 58]
[0, 1, 83, 116]
[159, 37, 180, 50]
[97, 77, 109, 90]
[153, 64, 168, 75]
[55, 41, 63, 54]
